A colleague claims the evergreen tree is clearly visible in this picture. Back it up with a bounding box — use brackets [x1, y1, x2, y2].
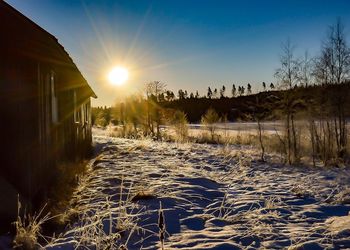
[220, 85, 226, 98]
[207, 87, 213, 99]
[231, 84, 236, 97]
[178, 89, 184, 99]
[247, 83, 252, 95]
[184, 90, 188, 99]
[195, 90, 200, 98]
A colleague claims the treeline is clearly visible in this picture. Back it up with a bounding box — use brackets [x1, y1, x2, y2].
[162, 82, 350, 121]
[159, 82, 275, 102]
[92, 81, 350, 127]
[92, 82, 350, 128]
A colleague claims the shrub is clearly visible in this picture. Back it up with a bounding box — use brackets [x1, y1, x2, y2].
[201, 108, 221, 141]
[171, 110, 189, 142]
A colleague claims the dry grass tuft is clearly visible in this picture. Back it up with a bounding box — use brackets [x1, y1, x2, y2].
[334, 187, 350, 204]
[291, 184, 313, 198]
[13, 197, 51, 249]
[264, 196, 282, 209]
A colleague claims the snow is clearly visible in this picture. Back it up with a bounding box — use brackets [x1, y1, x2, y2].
[34, 128, 350, 248]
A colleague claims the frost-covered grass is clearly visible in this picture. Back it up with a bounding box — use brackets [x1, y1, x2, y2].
[13, 200, 51, 249]
[31, 128, 349, 249]
[6, 128, 350, 249]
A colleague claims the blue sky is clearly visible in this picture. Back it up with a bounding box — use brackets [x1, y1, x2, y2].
[6, 0, 350, 106]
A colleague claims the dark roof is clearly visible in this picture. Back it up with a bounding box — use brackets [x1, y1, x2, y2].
[0, 0, 97, 98]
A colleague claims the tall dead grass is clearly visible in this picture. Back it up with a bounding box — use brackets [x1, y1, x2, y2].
[13, 197, 51, 249]
[107, 119, 349, 167]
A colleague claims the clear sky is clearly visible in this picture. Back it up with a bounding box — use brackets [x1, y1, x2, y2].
[6, 0, 350, 106]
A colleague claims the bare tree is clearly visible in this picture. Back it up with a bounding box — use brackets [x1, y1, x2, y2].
[275, 39, 299, 89]
[323, 19, 350, 158]
[313, 47, 332, 85]
[315, 19, 350, 85]
[298, 51, 313, 87]
[330, 19, 350, 85]
[251, 96, 266, 162]
[275, 39, 300, 164]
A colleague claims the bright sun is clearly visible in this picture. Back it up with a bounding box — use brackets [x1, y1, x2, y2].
[108, 66, 129, 86]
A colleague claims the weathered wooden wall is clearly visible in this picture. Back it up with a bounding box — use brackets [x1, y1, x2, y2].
[0, 1, 96, 225]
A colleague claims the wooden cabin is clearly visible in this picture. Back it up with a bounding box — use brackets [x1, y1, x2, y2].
[0, 1, 96, 224]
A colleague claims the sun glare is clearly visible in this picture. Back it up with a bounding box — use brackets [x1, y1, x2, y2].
[108, 66, 129, 86]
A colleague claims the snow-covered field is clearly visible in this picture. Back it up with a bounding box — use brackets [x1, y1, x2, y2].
[187, 122, 285, 133]
[162, 122, 284, 138]
[39, 128, 350, 249]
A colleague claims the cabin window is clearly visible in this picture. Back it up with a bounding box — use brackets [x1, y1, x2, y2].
[50, 71, 58, 124]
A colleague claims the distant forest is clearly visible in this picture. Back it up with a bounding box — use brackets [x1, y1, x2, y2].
[161, 83, 350, 122]
[93, 81, 350, 124]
